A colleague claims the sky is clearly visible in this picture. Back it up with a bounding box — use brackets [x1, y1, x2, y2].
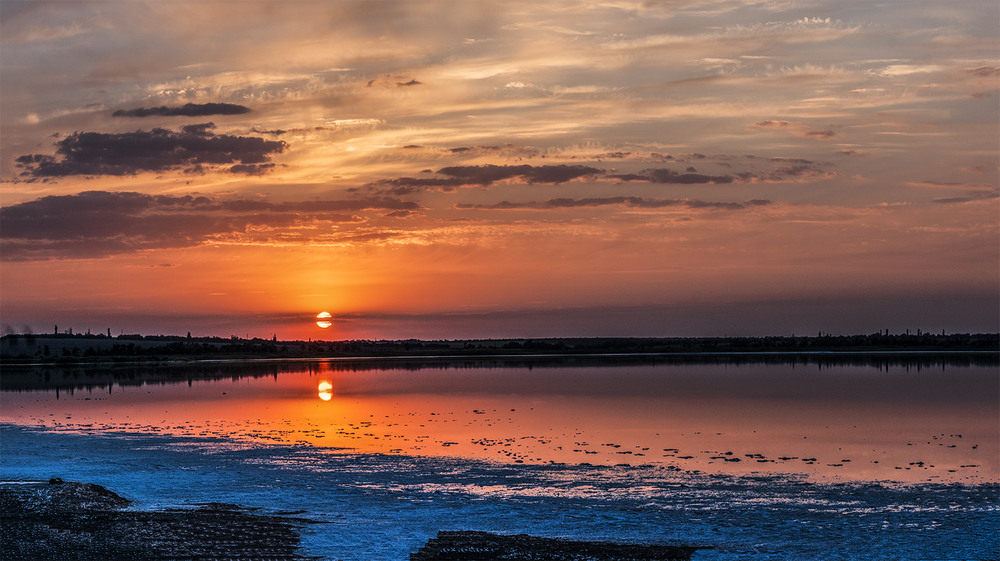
[1, 0, 997, 341]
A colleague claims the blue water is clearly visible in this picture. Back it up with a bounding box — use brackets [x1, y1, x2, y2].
[2, 424, 996, 560]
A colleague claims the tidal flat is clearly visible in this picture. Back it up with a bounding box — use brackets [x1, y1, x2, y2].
[1, 355, 997, 559]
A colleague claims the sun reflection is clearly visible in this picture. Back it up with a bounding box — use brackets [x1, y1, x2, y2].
[318, 380, 333, 401]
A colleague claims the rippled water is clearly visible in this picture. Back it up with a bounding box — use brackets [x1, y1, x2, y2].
[1, 356, 997, 559]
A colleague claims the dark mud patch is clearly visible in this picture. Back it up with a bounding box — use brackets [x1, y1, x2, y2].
[410, 530, 705, 560]
[0, 480, 317, 560]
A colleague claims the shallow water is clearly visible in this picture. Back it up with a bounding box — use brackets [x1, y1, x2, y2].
[3, 356, 997, 483]
[1, 426, 997, 560]
[1, 356, 997, 559]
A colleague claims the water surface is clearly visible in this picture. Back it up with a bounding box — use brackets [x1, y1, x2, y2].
[3, 355, 996, 483]
[2, 355, 997, 560]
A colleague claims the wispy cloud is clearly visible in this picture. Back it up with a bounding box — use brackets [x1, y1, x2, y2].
[456, 196, 771, 211]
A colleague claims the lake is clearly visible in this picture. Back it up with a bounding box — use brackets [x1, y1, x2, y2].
[1, 354, 997, 559]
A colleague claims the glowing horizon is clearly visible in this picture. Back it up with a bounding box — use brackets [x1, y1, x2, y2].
[1, 1, 997, 341]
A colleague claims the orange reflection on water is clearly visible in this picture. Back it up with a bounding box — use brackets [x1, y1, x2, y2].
[317, 381, 333, 401]
[1, 360, 996, 484]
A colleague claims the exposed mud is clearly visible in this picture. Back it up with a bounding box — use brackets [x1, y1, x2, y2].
[0, 480, 317, 560]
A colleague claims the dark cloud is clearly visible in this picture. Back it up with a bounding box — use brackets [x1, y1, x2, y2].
[229, 163, 276, 175]
[765, 164, 827, 180]
[182, 122, 217, 136]
[755, 121, 834, 140]
[368, 156, 829, 196]
[0, 191, 418, 261]
[967, 66, 999, 77]
[596, 151, 632, 159]
[15, 126, 287, 178]
[456, 197, 770, 211]
[608, 168, 735, 184]
[755, 120, 790, 128]
[365, 75, 422, 88]
[931, 191, 999, 204]
[437, 164, 603, 185]
[112, 103, 251, 118]
[768, 157, 816, 164]
[364, 164, 603, 195]
[437, 144, 541, 159]
[365, 176, 468, 195]
[250, 127, 289, 136]
[384, 209, 418, 218]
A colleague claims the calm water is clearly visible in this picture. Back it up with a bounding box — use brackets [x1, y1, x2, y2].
[1, 355, 997, 559]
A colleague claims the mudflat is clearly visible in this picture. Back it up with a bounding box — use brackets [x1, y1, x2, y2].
[0, 480, 316, 560]
[2, 480, 704, 561]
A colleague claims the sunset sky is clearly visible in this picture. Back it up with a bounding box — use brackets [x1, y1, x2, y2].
[1, 0, 997, 341]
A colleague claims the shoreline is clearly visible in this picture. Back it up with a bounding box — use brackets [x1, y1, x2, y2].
[1, 480, 704, 561]
[2, 427, 997, 560]
[2, 349, 996, 395]
[2, 347, 997, 369]
[3, 333, 997, 365]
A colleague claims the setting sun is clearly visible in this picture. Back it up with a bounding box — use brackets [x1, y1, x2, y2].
[315, 312, 332, 329]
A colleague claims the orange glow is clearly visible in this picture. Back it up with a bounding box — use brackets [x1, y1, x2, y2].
[1, 363, 995, 484]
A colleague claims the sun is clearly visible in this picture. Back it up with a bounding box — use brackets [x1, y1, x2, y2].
[315, 311, 332, 329]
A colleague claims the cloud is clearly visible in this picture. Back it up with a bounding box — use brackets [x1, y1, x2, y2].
[967, 66, 999, 77]
[365, 75, 423, 88]
[456, 197, 771, 211]
[906, 180, 1000, 204]
[111, 102, 252, 118]
[438, 164, 604, 185]
[366, 155, 831, 196]
[14, 125, 287, 178]
[755, 120, 836, 140]
[364, 176, 469, 195]
[803, 129, 835, 138]
[228, 163, 276, 175]
[0, 191, 419, 260]
[608, 168, 735, 184]
[609, 160, 828, 184]
[365, 164, 604, 194]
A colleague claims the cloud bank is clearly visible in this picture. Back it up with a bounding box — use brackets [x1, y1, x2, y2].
[14, 124, 286, 177]
[0, 191, 418, 260]
[112, 102, 251, 118]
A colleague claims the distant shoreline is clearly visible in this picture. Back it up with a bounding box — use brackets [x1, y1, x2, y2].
[2, 332, 997, 365]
